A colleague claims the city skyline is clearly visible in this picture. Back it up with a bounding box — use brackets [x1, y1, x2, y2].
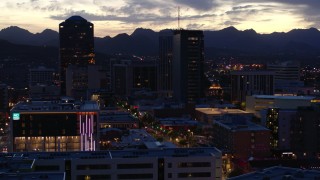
[1, 0, 319, 37]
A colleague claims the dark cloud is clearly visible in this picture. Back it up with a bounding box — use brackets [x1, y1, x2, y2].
[238, 0, 320, 15]
[50, 7, 216, 24]
[258, 19, 272, 22]
[226, 9, 258, 15]
[117, 0, 164, 15]
[186, 23, 205, 29]
[100, 6, 117, 13]
[223, 20, 240, 26]
[232, 5, 253, 11]
[236, 0, 320, 28]
[174, 0, 217, 11]
[225, 4, 275, 17]
[125, 0, 160, 9]
[182, 13, 216, 20]
[50, 10, 176, 23]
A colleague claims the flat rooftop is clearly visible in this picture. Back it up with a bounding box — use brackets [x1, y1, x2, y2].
[11, 99, 99, 112]
[100, 112, 137, 123]
[0, 147, 221, 160]
[229, 166, 320, 180]
[214, 115, 269, 131]
[230, 70, 275, 75]
[252, 95, 315, 100]
[0, 172, 65, 180]
[157, 117, 198, 126]
[196, 108, 251, 116]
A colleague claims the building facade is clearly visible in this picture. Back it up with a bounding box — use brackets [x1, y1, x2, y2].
[158, 30, 173, 97]
[1, 148, 222, 180]
[59, 16, 95, 96]
[230, 71, 275, 104]
[291, 106, 320, 159]
[66, 65, 107, 100]
[267, 61, 303, 95]
[246, 95, 315, 118]
[173, 30, 205, 103]
[213, 115, 270, 159]
[10, 98, 99, 152]
[113, 60, 157, 96]
[29, 66, 59, 99]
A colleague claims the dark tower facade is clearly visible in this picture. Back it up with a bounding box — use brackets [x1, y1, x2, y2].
[172, 30, 205, 103]
[158, 30, 173, 97]
[59, 16, 95, 95]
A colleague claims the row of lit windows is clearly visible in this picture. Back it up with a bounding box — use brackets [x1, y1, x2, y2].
[74, 162, 212, 170]
[77, 173, 212, 180]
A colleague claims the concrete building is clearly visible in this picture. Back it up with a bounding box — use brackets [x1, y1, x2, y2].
[291, 106, 320, 159]
[10, 98, 99, 152]
[158, 30, 173, 97]
[213, 115, 270, 159]
[173, 30, 205, 103]
[267, 61, 304, 95]
[230, 71, 275, 104]
[258, 105, 320, 158]
[113, 60, 157, 96]
[66, 65, 107, 100]
[157, 117, 199, 131]
[29, 66, 59, 99]
[267, 61, 300, 81]
[260, 108, 296, 151]
[195, 108, 253, 124]
[59, 16, 95, 96]
[99, 110, 138, 130]
[229, 166, 320, 180]
[246, 95, 316, 117]
[29, 66, 57, 86]
[1, 148, 222, 180]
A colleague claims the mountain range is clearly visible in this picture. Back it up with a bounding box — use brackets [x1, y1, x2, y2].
[0, 26, 320, 61]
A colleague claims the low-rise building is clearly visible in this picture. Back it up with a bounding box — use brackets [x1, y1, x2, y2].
[229, 166, 320, 180]
[10, 98, 100, 152]
[246, 95, 316, 117]
[100, 110, 138, 130]
[213, 115, 270, 159]
[1, 147, 222, 180]
[195, 108, 252, 124]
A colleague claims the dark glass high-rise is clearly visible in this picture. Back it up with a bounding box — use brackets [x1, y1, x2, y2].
[59, 16, 95, 96]
[172, 30, 205, 103]
[158, 30, 173, 97]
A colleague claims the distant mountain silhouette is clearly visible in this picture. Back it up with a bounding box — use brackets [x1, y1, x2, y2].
[0, 26, 59, 46]
[95, 28, 158, 55]
[0, 26, 320, 60]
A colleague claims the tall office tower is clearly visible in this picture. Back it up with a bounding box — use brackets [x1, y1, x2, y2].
[230, 71, 275, 104]
[59, 16, 95, 96]
[172, 30, 205, 103]
[158, 30, 173, 97]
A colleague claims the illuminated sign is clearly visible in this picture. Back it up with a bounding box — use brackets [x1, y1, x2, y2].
[12, 113, 20, 120]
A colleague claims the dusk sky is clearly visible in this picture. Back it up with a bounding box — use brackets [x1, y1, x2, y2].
[1, 0, 320, 37]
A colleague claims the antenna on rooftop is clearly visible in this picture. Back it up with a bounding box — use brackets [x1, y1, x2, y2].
[178, 6, 180, 29]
